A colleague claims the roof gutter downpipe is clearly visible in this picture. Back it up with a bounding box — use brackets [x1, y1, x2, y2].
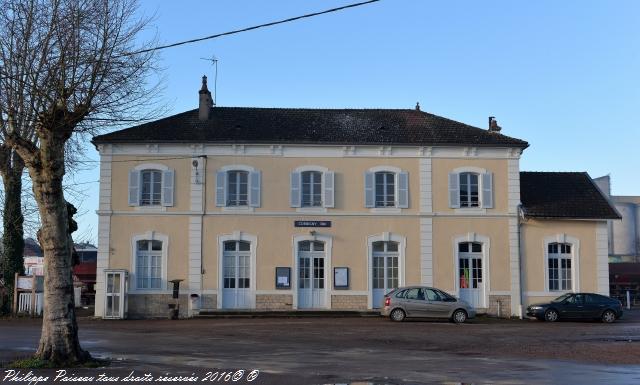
[518, 204, 525, 319]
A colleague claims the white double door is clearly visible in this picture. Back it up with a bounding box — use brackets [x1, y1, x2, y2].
[298, 241, 327, 309]
[458, 246, 485, 308]
[222, 241, 253, 309]
[372, 253, 399, 308]
[104, 270, 127, 319]
[372, 241, 399, 308]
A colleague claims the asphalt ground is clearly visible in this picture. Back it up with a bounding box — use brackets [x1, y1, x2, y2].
[1, 311, 640, 385]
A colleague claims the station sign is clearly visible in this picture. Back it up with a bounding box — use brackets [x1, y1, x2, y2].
[294, 220, 332, 228]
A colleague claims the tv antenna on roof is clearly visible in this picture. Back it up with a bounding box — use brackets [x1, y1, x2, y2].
[200, 55, 218, 105]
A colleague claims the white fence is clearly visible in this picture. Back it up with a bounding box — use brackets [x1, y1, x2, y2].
[18, 292, 44, 315]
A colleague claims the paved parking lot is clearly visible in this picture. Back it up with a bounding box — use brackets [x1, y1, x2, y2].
[2, 312, 640, 384]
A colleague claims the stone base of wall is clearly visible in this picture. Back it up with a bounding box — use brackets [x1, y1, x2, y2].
[127, 294, 189, 319]
[200, 294, 217, 310]
[331, 295, 368, 310]
[256, 294, 293, 310]
[487, 295, 511, 318]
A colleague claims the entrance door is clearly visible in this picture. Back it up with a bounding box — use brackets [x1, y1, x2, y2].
[458, 242, 485, 308]
[372, 241, 399, 308]
[222, 240, 253, 309]
[298, 241, 326, 309]
[104, 270, 127, 319]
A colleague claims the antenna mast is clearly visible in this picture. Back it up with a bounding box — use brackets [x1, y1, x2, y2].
[200, 55, 218, 105]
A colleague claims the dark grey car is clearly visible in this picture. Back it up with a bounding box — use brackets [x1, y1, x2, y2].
[380, 286, 476, 323]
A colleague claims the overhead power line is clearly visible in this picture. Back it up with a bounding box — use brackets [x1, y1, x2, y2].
[0, 1, 381, 85]
[117, 0, 381, 58]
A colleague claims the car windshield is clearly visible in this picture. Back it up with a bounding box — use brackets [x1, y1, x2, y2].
[553, 293, 573, 303]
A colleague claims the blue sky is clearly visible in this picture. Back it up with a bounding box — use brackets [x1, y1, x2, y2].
[68, 0, 640, 243]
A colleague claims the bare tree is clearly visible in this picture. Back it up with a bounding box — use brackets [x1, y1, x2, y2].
[0, 0, 160, 364]
[0, 146, 26, 292]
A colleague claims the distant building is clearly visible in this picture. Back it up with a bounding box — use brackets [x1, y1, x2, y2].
[593, 175, 639, 305]
[593, 175, 639, 263]
[73, 243, 97, 306]
[23, 238, 43, 276]
[21, 239, 97, 306]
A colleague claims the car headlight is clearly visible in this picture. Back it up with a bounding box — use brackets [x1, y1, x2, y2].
[529, 306, 543, 310]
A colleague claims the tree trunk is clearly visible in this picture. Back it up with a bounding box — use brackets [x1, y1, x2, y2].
[30, 156, 89, 364]
[1, 152, 25, 290]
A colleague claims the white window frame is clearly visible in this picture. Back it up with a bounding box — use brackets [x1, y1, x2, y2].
[140, 169, 163, 206]
[131, 163, 171, 211]
[452, 233, 491, 307]
[458, 172, 480, 208]
[367, 166, 405, 213]
[367, 232, 406, 309]
[293, 165, 330, 212]
[450, 166, 490, 213]
[226, 170, 250, 207]
[292, 233, 333, 309]
[130, 231, 169, 293]
[219, 165, 258, 212]
[543, 234, 580, 294]
[217, 231, 257, 309]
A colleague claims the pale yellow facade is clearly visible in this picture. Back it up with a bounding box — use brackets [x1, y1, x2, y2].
[94, 144, 610, 319]
[521, 219, 607, 307]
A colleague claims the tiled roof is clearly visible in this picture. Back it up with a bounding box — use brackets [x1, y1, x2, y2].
[520, 172, 621, 220]
[23, 238, 42, 257]
[92, 107, 529, 147]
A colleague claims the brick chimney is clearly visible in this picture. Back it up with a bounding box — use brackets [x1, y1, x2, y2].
[199, 75, 213, 121]
[488, 116, 501, 133]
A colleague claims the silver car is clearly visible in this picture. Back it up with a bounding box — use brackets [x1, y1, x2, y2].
[380, 286, 476, 323]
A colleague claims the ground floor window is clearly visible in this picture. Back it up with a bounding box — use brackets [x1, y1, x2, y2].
[136, 240, 163, 289]
[548, 242, 572, 291]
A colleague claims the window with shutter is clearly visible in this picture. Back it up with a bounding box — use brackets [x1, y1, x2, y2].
[217, 166, 260, 208]
[290, 171, 301, 207]
[128, 170, 140, 206]
[450, 169, 494, 209]
[365, 167, 407, 209]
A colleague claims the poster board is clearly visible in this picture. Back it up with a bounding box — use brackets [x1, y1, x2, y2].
[334, 267, 349, 289]
[275, 267, 291, 289]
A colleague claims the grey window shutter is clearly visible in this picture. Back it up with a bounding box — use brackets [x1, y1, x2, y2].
[161, 169, 175, 207]
[398, 171, 409, 208]
[128, 169, 140, 206]
[323, 171, 335, 208]
[482, 172, 493, 209]
[290, 171, 301, 207]
[364, 172, 375, 208]
[216, 171, 226, 207]
[448, 172, 460, 208]
[249, 171, 261, 207]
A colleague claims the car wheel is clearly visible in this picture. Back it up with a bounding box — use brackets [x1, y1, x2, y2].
[452, 309, 467, 324]
[544, 309, 559, 322]
[601, 310, 616, 323]
[390, 308, 406, 322]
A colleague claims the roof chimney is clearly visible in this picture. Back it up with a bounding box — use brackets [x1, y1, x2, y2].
[199, 75, 213, 121]
[488, 116, 501, 133]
